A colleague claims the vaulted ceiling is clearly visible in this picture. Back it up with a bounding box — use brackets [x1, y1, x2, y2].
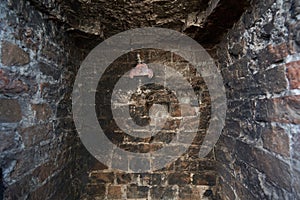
[28, 0, 249, 47]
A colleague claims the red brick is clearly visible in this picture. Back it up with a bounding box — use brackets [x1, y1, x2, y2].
[286, 60, 300, 89]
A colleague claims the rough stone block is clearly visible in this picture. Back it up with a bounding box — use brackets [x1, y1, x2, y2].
[179, 185, 212, 200]
[90, 172, 114, 184]
[235, 140, 292, 191]
[19, 124, 52, 147]
[258, 43, 289, 68]
[150, 186, 177, 199]
[263, 65, 288, 93]
[256, 95, 300, 124]
[292, 168, 300, 199]
[127, 184, 149, 199]
[0, 99, 22, 123]
[286, 60, 300, 89]
[116, 173, 132, 184]
[218, 178, 236, 200]
[38, 62, 61, 80]
[0, 129, 17, 152]
[85, 184, 106, 197]
[1, 41, 30, 66]
[168, 172, 191, 185]
[234, 181, 257, 200]
[107, 185, 122, 199]
[31, 103, 52, 121]
[32, 161, 57, 183]
[261, 124, 290, 157]
[0, 69, 29, 94]
[192, 171, 216, 186]
[291, 126, 300, 163]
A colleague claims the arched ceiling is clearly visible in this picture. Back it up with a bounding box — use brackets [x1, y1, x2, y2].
[28, 0, 250, 47]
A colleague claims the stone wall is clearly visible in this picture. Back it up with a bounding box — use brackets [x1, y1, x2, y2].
[215, 0, 300, 199]
[1, 0, 299, 199]
[0, 1, 90, 199]
[81, 49, 218, 199]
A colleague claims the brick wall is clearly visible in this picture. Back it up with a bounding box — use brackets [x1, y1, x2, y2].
[1, 0, 299, 199]
[81, 49, 218, 199]
[0, 1, 90, 199]
[215, 0, 300, 199]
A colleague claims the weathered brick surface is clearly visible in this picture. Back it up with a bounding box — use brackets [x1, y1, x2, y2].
[261, 124, 290, 157]
[90, 172, 114, 184]
[82, 48, 216, 199]
[0, 99, 22, 123]
[256, 95, 300, 124]
[168, 172, 191, 185]
[1, 0, 299, 199]
[258, 43, 289, 68]
[84, 184, 106, 198]
[127, 184, 149, 199]
[107, 185, 122, 199]
[0, 128, 17, 152]
[192, 171, 216, 186]
[31, 103, 53, 121]
[0, 69, 29, 94]
[215, 0, 300, 199]
[0, 0, 90, 199]
[1, 41, 30, 66]
[236, 141, 292, 191]
[150, 186, 177, 199]
[286, 60, 300, 89]
[19, 125, 52, 147]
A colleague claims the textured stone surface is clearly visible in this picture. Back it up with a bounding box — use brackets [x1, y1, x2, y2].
[107, 185, 122, 199]
[261, 124, 290, 157]
[0, 99, 22, 123]
[1, 41, 30, 66]
[215, 0, 300, 199]
[127, 184, 149, 199]
[256, 95, 300, 124]
[1, 0, 299, 199]
[31, 103, 52, 121]
[0, 69, 29, 95]
[83, 48, 216, 199]
[286, 60, 300, 89]
[0, 0, 90, 199]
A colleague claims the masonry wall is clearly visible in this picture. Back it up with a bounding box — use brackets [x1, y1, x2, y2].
[215, 0, 300, 199]
[81, 49, 217, 199]
[1, 0, 300, 199]
[0, 1, 90, 199]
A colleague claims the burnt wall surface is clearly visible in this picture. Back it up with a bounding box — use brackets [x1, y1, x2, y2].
[1, 0, 300, 200]
[215, 0, 300, 199]
[0, 0, 91, 199]
[80, 49, 216, 199]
